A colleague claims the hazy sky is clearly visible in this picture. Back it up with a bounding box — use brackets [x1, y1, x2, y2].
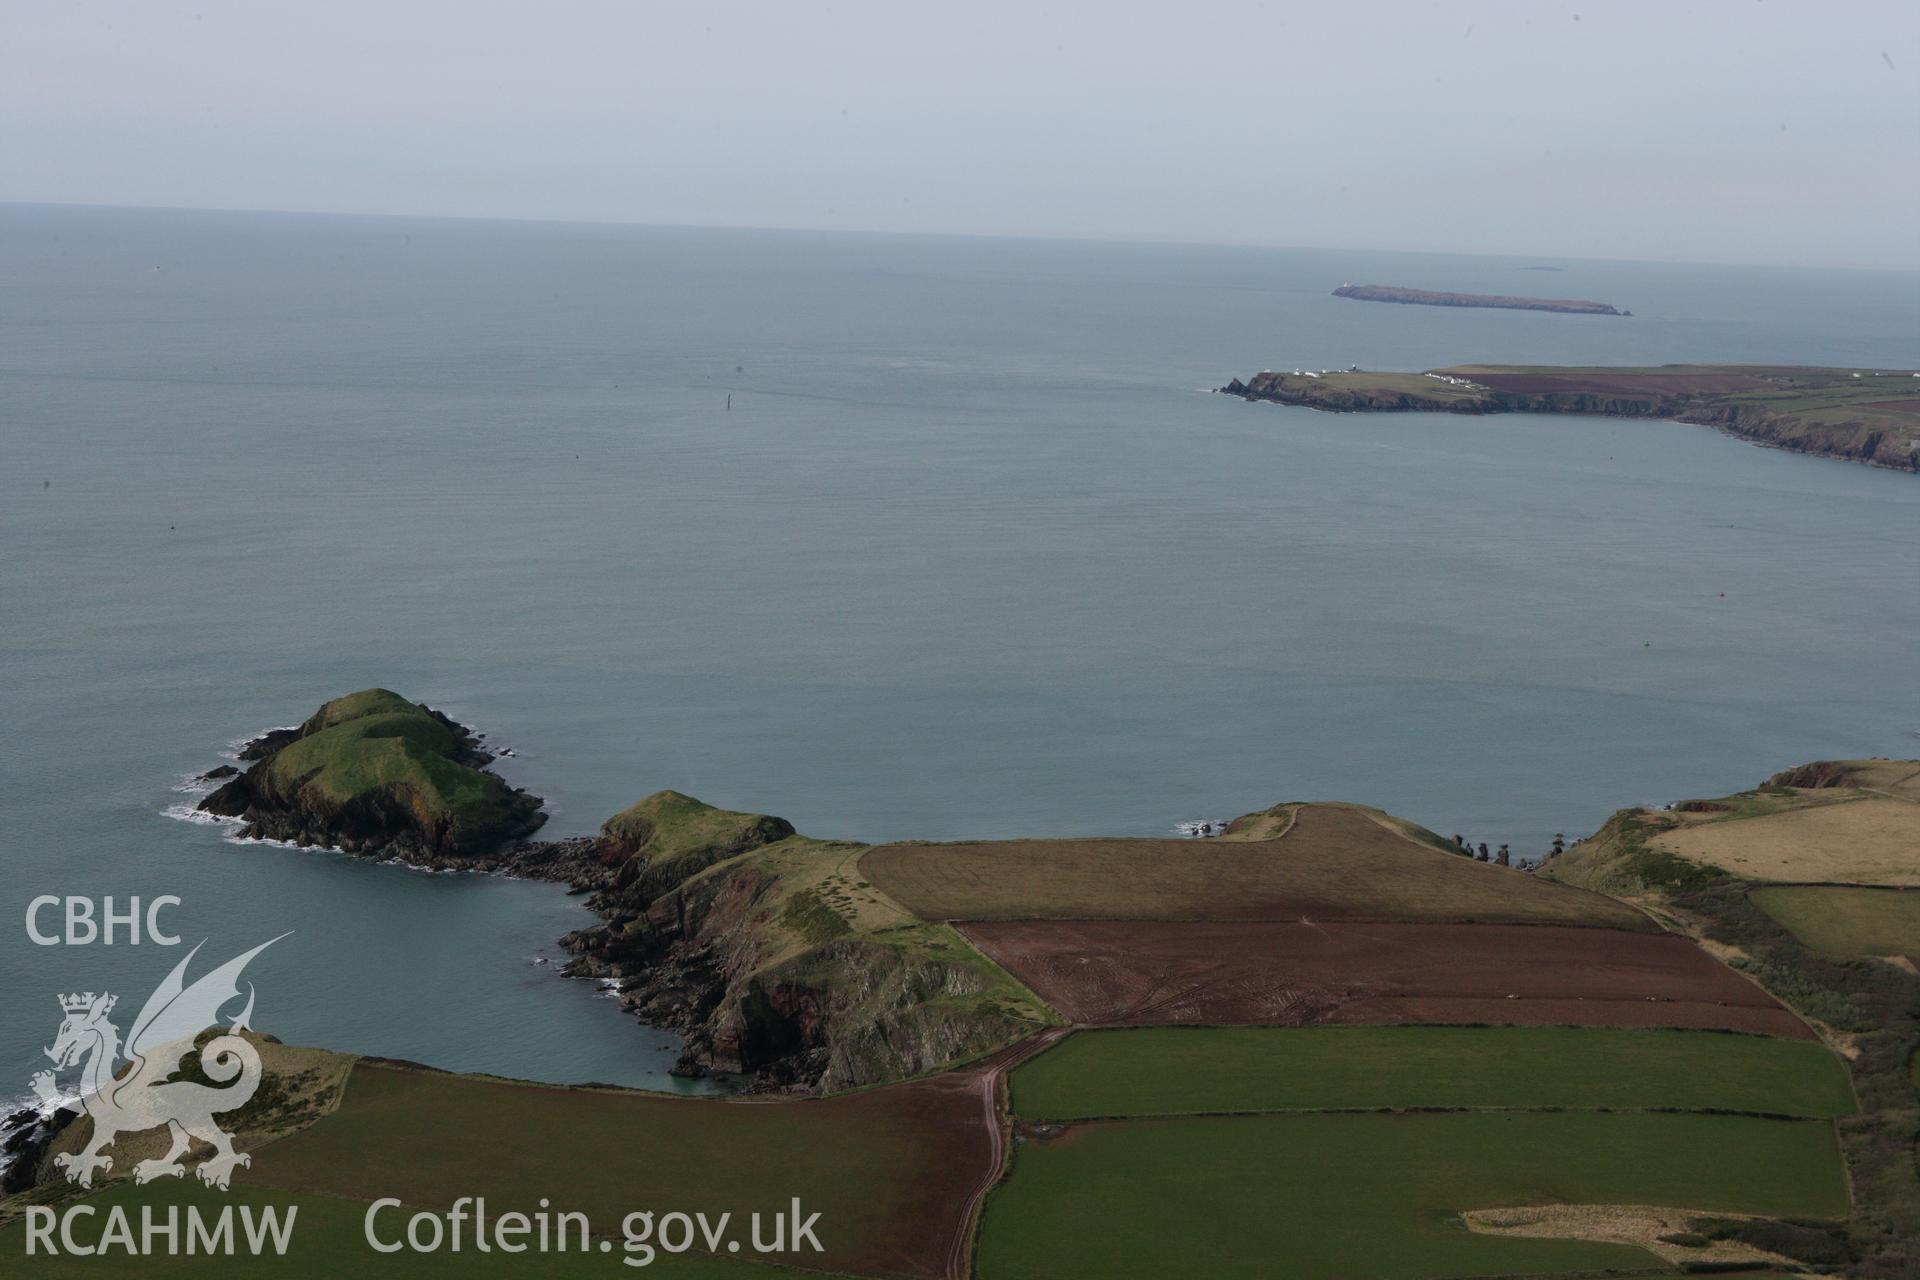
[5, 1, 1916, 268]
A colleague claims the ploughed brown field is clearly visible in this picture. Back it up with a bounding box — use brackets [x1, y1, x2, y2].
[862, 803, 1652, 931]
[958, 921, 1812, 1039]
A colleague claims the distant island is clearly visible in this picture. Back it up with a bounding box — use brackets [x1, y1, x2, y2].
[1332, 283, 1626, 315]
[1220, 363, 1920, 472]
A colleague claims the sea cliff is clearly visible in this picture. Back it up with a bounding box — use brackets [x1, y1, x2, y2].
[493, 792, 1049, 1091]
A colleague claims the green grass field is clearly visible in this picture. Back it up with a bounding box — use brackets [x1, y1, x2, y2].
[1750, 886, 1920, 962]
[1010, 1027, 1856, 1121]
[148, 1061, 989, 1278]
[978, 1111, 1850, 1280]
[266, 710, 511, 825]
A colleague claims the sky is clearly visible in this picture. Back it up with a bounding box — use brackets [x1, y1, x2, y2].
[4, 0, 1916, 269]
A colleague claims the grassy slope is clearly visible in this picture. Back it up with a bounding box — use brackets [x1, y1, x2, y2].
[978, 1111, 1849, 1280]
[606, 790, 1052, 1010]
[1750, 886, 1920, 962]
[599, 790, 796, 896]
[1548, 811, 1725, 897]
[1792, 759, 1920, 802]
[299, 688, 418, 732]
[1549, 760, 1920, 895]
[1010, 1026, 1856, 1121]
[864, 802, 1650, 929]
[1650, 798, 1920, 886]
[268, 715, 499, 814]
[5, 1036, 355, 1223]
[602, 798, 1058, 1085]
[249, 689, 529, 847]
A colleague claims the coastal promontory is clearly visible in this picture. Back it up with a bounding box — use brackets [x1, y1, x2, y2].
[493, 789, 1056, 1091]
[1220, 363, 1920, 472]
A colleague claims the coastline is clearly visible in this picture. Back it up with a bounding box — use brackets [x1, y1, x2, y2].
[188, 710, 1053, 1094]
[181, 698, 1919, 1097]
[1220, 364, 1920, 474]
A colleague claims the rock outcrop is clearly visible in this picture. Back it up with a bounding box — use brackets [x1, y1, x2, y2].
[498, 792, 1042, 1092]
[197, 689, 545, 858]
[196, 694, 1049, 1094]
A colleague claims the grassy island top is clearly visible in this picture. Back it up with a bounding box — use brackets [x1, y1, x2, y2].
[199, 688, 543, 855]
[268, 710, 487, 808]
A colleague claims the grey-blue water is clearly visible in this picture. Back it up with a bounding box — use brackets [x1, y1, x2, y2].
[3, 203, 1916, 1099]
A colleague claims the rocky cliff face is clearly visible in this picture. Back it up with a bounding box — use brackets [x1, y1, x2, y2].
[584, 873, 1033, 1090]
[1674, 404, 1919, 472]
[737, 941, 1034, 1090]
[1222, 373, 1475, 413]
[490, 791, 1043, 1092]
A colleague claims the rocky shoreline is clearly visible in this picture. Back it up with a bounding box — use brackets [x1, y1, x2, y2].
[196, 742, 758, 1083]
[0, 1103, 76, 1195]
[194, 701, 1032, 1093]
[393, 828, 803, 1086]
[336, 812, 1029, 1092]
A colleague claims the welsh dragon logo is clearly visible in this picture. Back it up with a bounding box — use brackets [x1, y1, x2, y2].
[30, 936, 287, 1190]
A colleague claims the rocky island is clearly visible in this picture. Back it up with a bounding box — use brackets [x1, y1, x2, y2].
[197, 689, 546, 854]
[1332, 283, 1626, 315]
[1221, 363, 1920, 472]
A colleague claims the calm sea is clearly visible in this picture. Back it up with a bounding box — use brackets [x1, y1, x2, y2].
[3, 203, 1916, 1094]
